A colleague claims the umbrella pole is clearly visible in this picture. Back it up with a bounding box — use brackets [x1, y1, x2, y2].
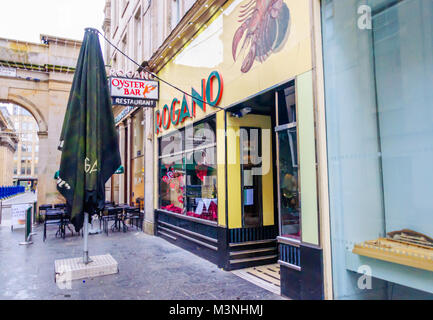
[83, 212, 91, 264]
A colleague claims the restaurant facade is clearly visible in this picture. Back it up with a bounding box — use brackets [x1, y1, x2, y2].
[151, 0, 327, 300]
[106, 0, 432, 300]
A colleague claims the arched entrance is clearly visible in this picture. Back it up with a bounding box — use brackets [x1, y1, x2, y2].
[0, 95, 48, 135]
[0, 34, 82, 208]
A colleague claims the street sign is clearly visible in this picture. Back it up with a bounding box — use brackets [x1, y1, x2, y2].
[0, 66, 17, 77]
[110, 76, 159, 107]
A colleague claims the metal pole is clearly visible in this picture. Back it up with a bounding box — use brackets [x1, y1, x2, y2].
[83, 212, 91, 264]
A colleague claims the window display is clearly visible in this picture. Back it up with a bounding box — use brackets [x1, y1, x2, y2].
[158, 116, 218, 222]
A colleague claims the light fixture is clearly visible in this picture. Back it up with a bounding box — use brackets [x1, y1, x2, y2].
[230, 107, 252, 118]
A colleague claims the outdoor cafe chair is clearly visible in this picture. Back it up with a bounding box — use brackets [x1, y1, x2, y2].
[43, 208, 64, 241]
[38, 204, 52, 223]
[101, 207, 123, 235]
[125, 207, 143, 230]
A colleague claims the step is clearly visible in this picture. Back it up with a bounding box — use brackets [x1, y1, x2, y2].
[230, 247, 277, 257]
[229, 239, 277, 248]
[229, 254, 278, 265]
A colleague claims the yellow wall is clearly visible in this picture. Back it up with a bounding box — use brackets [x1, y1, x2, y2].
[154, 0, 312, 136]
[297, 71, 319, 245]
[226, 114, 274, 229]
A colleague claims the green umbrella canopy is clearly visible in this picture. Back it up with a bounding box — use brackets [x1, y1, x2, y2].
[57, 28, 121, 232]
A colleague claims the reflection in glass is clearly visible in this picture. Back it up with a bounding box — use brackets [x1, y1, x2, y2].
[159, 153, 185, 213]
[278, 129, 300, 239]
[185, 147, 218, 222]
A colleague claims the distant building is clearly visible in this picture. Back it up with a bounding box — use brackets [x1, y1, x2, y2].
[8, 105, 39, 184]
[0, 106, 19, 186]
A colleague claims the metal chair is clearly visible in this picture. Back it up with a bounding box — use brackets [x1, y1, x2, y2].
[125, 207, 143, 230]
[43, 208, 64, 241]
[101, 207, 123, 235]
[38, 204, 52, 223]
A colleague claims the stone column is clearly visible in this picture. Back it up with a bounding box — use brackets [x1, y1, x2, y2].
[143, 107, 154, 235]
[37, 132, 49, 208]
[118, 122, 125, 204]
[126, 117, 132, 205]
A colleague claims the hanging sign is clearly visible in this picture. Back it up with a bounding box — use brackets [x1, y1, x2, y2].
[110, 76, 159, 107]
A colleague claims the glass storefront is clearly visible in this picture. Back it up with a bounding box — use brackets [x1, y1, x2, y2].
[322, 0, 433, 299]
[158, 116, 218, 222]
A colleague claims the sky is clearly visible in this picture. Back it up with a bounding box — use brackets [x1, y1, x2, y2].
[0, 0, 106, 43]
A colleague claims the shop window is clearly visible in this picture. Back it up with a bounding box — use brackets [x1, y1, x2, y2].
[160, 153, 185, 213]
[158, 116, 217, 222]
[185, 147, 217, 221]
[276, 82, 300, 240]
[322, 0, 433, 299]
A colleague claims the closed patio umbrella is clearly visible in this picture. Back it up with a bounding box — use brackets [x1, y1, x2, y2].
[57, 28, 121, 263]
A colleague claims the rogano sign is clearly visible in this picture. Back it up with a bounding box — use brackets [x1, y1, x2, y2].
[155, 70, 223, 134]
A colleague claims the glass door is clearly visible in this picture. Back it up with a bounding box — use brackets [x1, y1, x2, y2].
[240, 127, 263, 228]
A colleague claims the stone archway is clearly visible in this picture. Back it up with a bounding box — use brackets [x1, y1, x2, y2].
[0, 34, 82, 209]
[1, 94, 48, 135]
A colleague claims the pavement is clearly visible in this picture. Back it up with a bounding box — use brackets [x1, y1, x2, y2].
[0, 209, 283, 300]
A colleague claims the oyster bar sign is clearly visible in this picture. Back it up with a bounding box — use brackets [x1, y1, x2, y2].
[109, 69, 159, 107]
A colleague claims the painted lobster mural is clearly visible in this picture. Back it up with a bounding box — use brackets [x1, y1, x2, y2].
[232, 0, 291, 73]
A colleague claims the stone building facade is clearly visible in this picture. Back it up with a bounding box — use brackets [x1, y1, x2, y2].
[0, 35, 81, 206]
[102, 0, 197, 235]
[0, 106, 18, 186]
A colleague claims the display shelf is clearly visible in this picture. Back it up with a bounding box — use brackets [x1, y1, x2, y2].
[353, 238, 433, 272]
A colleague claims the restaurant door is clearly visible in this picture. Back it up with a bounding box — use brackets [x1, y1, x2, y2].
[225, 88, 279, 270]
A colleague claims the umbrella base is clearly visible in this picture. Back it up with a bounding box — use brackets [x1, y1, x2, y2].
[55, 254, 118, 284]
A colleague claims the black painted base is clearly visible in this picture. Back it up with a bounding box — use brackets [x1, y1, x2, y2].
[155, 210, 228, 268]
[280, 244, 324, 300]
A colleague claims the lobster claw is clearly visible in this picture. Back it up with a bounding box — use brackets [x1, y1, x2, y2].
[241, 42, 256, 73]
[232, 23, 248, 61]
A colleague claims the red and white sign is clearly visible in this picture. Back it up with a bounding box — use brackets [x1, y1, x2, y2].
[110, 77, 159, 100]
[110, 76, 159, 107]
